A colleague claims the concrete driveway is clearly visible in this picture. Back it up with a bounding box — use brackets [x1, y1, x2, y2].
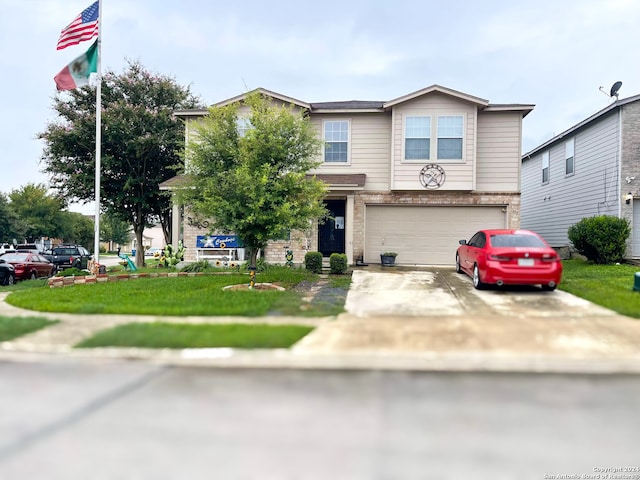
[294, 266, 640, 366]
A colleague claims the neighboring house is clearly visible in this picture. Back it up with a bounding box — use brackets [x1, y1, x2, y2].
[130, 224, 165, 254]
[521, 94, 640, 259]
[163, 85, 533, 265]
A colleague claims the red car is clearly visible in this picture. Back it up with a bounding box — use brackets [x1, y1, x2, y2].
[0, 252, 55, 281]
[456, 229, 562, 291]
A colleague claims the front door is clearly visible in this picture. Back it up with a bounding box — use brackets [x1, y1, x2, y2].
[318, 200, 346, 257]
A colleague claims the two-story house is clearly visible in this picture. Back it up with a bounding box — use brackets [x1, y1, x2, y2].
[163, 85, 533, 266]
[521, 94, 640, 259]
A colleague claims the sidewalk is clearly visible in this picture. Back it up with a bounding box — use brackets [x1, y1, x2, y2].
[2, 268, 640, 373]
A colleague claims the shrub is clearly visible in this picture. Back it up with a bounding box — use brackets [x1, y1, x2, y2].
[162, 241, 186, 269]
[304, 251, 323, 273]
[329, 253, 348, 274]
[180, 260, 214, 273]
[568, 215, 630, 264]
[55, 267, 87, 277]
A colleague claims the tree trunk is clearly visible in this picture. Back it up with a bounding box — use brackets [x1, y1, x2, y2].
[134, 225, 144, 267]
[249, 247, 258, 270]
[159, 209, 171, 245]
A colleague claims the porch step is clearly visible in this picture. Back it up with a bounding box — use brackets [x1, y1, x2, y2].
[321, 257, 332, 273]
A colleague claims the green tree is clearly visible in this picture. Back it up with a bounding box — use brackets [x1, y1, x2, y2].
[100, 212, 131, 248]
[178, 92, 327, 269]
[58, 211, 94, 249]
[39, 61, 202, 266]
[8, 184, 66, 242]
[0, 193, 20, 243]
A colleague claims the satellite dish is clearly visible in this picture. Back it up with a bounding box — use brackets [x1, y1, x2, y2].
[610, 81, 622, 98]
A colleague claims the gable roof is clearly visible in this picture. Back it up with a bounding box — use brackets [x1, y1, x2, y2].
[174, 85, 533, 118]
[174, 88, 311, 118]
[523, 93, 640, 159]
[384, 84, 489, 108]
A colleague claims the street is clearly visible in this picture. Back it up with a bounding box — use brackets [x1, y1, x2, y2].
[1, 359, 639, 479]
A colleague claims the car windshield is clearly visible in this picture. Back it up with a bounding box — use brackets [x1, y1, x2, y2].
[490, 234, 546, 248]
[1, 253, 29, 262]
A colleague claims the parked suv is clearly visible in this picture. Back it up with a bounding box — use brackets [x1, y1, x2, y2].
[44, 245, 92, 270]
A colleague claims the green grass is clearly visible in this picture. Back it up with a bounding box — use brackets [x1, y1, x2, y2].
[75, 322, 313, 349]
[560, 259, 640, 318]
[0, 278, 49, 292]
[0, 316, 59, 342]
[4, 267, 338, 317]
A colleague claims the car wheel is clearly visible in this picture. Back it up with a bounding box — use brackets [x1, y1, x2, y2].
[30, 271, 37, 281]
[541, 284, 557, 292]
[6, 274, 15, 286]
[455, 254, 462, 273]
[473, 264, 486, 290]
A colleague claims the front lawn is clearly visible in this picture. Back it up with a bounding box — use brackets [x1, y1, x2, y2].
[4, 267, 348, 317]
[75, 322, 313, 349]
[0, 316, 59, 342]
[560, 259, 640, 318]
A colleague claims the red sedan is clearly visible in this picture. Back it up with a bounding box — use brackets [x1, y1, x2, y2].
[0, 252, 55, 281]
[456, 229, 562, 291]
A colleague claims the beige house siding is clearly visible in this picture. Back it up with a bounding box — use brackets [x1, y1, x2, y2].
[310, 113, 391, 191]
[476, 112, 522, 192]
[391, 92, 477, 190]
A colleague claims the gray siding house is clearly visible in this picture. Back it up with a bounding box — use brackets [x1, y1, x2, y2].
[521, 94, 640, 258]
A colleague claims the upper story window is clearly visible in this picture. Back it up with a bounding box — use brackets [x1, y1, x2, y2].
[565, 138, 575, 176]
[324, 120, 349, 163]
[542, 151, 550, 184]
[437, 116, 463, 160]
[236, 117, 252, 137]
[405, 116, 431, 160]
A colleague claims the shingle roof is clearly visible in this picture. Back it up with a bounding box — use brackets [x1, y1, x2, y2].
[310, 101, 384, 110]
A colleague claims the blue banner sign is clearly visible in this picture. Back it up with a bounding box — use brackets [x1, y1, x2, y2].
[196, 235, 243, 248]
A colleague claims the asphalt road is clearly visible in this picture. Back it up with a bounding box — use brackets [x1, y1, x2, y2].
[1, 359, 639, 480]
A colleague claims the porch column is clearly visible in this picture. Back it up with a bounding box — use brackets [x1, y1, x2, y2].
[171, 204, 180, 246]
[346, 194, 355, 265]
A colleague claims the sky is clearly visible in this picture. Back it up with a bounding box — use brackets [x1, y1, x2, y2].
[2, 0, 640, 213]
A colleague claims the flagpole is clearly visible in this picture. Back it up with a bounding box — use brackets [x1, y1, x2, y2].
[94, 0, 102, 266]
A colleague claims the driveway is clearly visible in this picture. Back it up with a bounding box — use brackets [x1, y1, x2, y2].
[294, 266, 640, 364]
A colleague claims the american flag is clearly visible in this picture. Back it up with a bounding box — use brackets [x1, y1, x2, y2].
[56, 1, 99, 51]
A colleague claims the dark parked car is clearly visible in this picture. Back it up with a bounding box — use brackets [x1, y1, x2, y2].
[456, 229, 563, 291]
[0, 259, 16, 285]
[0, 252, 55, 281]
[44, 245, 92, 270]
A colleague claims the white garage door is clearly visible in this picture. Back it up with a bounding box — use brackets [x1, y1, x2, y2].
[365, 206, 506, 265]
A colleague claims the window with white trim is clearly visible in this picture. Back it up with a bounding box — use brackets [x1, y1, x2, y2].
[323, 120, 349, 163]
[542, 151, 550, 184]
[405, 116, 431, 160]
[565, 138, 574, 176]
[236, 117, 251, 137]
[437, 116, 463, 160]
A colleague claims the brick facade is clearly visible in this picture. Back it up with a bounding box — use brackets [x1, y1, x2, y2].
[620, 102, 640, 257]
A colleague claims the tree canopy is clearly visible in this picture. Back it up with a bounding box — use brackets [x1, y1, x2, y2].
[0, 184, 94, 247]
[8, 184, 66, 242]
[39, 61, 202, 265]
[0, 192, 20, 244]
[177, 92, 327, 268]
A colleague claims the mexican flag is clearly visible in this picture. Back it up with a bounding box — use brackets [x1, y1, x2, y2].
[54, 40, 98, 91]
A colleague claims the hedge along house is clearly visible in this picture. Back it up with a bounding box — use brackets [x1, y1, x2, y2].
[521, 93, 640, 259]
[162, 86, 534, 266]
